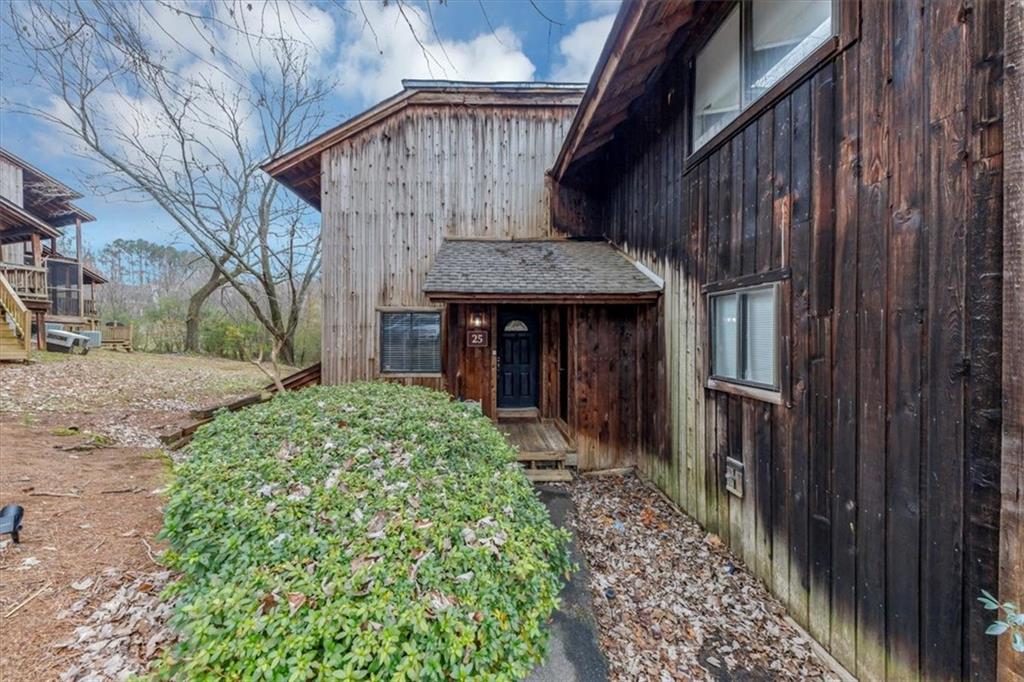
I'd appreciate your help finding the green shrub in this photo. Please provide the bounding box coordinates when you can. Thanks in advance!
[160,383,571,680]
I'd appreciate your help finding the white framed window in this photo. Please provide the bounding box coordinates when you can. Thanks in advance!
[380,310,441,374]
[691,0,834,151]
[710,283,779,390]
[693,7,742,150]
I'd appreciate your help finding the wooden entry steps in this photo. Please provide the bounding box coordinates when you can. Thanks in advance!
[519,451,573,483]
[500,419,576,484]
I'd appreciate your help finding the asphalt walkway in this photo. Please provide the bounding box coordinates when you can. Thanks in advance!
[527,485,609,682]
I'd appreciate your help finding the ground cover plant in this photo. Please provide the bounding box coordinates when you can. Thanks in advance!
[160,383,571,680]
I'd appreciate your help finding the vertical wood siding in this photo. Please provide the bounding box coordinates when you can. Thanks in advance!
[0,158,25,263]
[0,157,23,206]
[320,104,576,386]
[570,1,1005,678]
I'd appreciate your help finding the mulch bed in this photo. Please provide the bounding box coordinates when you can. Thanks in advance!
[568,473,838,681]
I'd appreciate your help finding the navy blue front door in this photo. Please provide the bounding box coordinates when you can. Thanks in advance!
[498,310,538,408]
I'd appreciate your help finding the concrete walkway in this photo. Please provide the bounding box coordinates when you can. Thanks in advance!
[527,485,609,682]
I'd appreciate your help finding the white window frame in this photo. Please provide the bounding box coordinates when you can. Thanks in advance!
[378,308,443,376]
[690,0,837,155]
[708,282,781,394]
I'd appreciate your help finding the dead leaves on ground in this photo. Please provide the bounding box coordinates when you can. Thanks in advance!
[569,474,836,681]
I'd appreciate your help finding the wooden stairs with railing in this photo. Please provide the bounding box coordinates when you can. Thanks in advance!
[0,272,31,362]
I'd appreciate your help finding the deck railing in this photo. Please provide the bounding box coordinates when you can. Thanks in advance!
[101,324,133,347]
[0,271,31,353]
[0,263,48,303]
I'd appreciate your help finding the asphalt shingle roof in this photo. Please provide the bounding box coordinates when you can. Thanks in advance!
[423,239,662,296]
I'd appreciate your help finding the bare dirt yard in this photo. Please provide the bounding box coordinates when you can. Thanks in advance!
[0,350,272,681]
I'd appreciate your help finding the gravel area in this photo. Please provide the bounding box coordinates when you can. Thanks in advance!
[569,474,838,681]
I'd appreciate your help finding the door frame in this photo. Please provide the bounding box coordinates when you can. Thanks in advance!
[496,307,540,409]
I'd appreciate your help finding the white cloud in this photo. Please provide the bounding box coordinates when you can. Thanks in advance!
[551,12,616,82]
[336,3,535,104]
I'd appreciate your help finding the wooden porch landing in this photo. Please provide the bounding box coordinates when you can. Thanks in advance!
[499,419,575,483]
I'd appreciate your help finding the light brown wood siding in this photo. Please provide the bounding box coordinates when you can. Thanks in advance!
[320,103,578,386]
[0,157,26,263]
[0,158,23,207]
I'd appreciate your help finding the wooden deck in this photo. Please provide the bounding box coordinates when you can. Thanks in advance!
[498,419,575,483]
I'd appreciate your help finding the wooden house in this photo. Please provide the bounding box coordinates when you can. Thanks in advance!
[0,149,108,359]
[265,80,672,475]
[266,4,1021,676]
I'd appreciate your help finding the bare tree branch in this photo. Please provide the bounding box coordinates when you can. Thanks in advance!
[4,0,329,361]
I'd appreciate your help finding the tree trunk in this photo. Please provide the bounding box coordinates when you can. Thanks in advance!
[184,270,225,353]
[276,333,296,367]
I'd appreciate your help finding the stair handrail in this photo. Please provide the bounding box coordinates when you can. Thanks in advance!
[0,271,31,353]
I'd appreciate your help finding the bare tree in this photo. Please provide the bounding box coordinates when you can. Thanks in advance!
[4,0,329,361]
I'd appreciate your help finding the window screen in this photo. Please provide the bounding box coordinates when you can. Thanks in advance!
[380,311,441,374]
[710,284,778,389]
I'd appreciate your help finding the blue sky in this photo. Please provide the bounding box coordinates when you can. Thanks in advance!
[0,0,619,252]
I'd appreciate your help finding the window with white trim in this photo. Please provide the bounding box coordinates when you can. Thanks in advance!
[692,0,834,150]
[710,284,779,390]
[380,311,441,374]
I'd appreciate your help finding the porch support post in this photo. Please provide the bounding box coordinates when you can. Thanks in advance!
[30,234,41,266]
[75,216,83,318]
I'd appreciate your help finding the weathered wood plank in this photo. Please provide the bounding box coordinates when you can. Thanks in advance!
[921,0,969,678]
[829,45,859,674]
[789,78,813,631]
[885,0,925,675]
[1000,2,1023,679]
[756,111,775,274]
[742,124,758,277]
[855,0,892,676]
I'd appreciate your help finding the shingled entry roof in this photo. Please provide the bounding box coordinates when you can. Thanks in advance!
[424,239,662,301]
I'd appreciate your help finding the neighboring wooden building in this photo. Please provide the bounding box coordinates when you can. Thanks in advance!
[267,6,1018,676]
[266,80,674,474]
[0,149,108,358]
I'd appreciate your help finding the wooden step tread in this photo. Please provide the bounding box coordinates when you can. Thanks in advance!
[525,469,573,483]
[517,450,567,462]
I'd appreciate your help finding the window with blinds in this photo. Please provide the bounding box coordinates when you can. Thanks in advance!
[380,311,441,374]
[710,284,778,389]
[691,0,833,152]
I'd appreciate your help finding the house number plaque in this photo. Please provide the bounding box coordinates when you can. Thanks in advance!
[467,330,488,347]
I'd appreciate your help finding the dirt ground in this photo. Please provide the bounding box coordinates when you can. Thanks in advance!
[0,350,272,681]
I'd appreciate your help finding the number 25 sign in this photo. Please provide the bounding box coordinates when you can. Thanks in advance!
[467,330,488,347]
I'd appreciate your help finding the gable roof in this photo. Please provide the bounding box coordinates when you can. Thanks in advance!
[423,238,662,302]
[551,0,696,185]
[262,80,585,209]
[0,149,95,226]
[0,195,64,243]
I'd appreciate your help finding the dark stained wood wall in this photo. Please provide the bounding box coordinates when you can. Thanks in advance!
[561,1,1006,679]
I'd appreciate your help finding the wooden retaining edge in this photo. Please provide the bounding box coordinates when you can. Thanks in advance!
[164,362,321,449]
[580,466,637,478]
[782,615,857,682]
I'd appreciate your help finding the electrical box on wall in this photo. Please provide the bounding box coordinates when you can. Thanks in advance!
[725,457,744,498]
